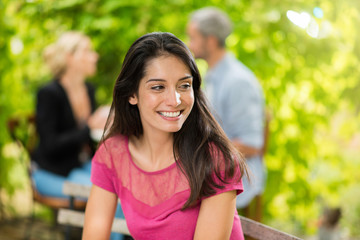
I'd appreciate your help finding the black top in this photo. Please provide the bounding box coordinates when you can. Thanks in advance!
[33,81,96,176]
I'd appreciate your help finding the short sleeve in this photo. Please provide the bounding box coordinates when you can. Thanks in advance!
[91,142,116,194]
[212,168,244,197]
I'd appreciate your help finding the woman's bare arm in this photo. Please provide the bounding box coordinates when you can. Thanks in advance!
[82,185,118,240]
[194,190,237,240]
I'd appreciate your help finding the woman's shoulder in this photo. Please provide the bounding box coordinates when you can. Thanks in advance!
[98,134,128,153]
[208,142,225,161]
[103,134,127,144]
[38,81,63,97]
[208,141,240,171]
[94,134,128,165]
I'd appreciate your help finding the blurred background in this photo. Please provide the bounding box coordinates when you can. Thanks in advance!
[0,0,359,239]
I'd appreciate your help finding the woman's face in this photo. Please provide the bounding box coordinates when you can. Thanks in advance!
[68,38,98,77]
[129,55,195,136]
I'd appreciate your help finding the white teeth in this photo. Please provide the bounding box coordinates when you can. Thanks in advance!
[160,111,181,117]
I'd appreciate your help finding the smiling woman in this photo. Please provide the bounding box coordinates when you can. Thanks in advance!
[83,32,249,240]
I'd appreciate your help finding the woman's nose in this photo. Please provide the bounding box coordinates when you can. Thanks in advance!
[166,89,181,107]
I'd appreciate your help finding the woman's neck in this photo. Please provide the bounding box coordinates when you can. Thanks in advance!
[59,69,86,90]
[130,131,175,171]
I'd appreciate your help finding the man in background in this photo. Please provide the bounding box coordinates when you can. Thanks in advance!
[187,7,266,212]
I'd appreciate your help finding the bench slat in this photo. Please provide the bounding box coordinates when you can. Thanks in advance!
[57,208,131,236]
[63,182,91,198]
[239,216,301,240]
[58,209,85,229]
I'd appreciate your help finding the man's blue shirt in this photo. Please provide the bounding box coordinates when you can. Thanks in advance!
[205,53,266,208]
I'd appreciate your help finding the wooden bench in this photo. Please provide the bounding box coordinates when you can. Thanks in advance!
[58,182,302,240]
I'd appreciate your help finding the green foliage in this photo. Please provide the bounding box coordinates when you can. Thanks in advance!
[1,0,360,237]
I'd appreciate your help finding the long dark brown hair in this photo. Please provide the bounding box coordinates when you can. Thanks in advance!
[103,32,248,208]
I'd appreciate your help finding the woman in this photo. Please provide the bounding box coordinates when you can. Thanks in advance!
[33,31,104,198]
[83,32,248,239]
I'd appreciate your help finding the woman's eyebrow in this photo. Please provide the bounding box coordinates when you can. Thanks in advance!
[146,79,166,83]
[179,76,193,81]
[146,75,193,83]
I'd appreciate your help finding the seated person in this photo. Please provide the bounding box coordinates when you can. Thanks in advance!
[32,31,105,198]
[33,31,124,240]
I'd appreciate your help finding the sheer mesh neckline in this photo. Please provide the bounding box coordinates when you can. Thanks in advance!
[125,136,177,175]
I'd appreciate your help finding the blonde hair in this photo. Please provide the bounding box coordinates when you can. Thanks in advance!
[43,31,89,77]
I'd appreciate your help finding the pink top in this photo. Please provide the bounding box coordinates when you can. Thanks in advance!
[91,135,244,240]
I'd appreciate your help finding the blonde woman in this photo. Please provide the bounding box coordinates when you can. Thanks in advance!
[33,31,102,197]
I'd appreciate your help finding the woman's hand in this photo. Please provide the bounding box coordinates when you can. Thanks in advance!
[87,105,111,130]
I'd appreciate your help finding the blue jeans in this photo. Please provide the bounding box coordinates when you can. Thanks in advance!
[32,161,93,198]
[32,161,125,240]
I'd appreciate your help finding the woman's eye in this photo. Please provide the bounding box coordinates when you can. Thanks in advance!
[151,85,164,90]
[179,83,191,90]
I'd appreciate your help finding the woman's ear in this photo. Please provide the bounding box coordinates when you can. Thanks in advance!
[128,94,138,105]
